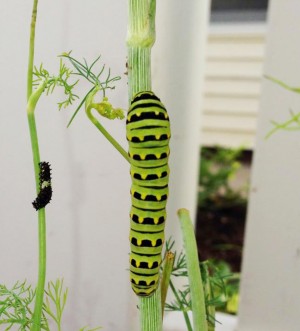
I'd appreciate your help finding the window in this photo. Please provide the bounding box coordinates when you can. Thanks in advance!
[211,0,269,23]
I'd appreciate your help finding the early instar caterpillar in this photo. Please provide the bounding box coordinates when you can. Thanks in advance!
[32,161,52,210]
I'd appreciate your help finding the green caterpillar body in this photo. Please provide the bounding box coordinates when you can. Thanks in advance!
[126,91,170,296]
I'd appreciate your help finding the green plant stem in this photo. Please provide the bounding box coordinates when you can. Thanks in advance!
[169,280,193,331]
[140,288,162,331]
[178,209,208,331]
[127,0,155,98]
[203,264,215,331]
[127,1,161,330]
[85,105,130,163]
[161,251,174,318]
[27,1,47,331]
[27,0,38,100]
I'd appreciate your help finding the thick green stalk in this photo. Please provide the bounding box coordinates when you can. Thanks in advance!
[127,1,161,331]
[27,1,47,331]
[127,0,155,98]
[140,288,162,331]
[178,209,208,331]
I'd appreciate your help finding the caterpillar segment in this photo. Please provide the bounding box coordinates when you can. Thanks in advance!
[127,91,170,296]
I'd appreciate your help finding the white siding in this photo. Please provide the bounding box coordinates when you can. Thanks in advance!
[201,24,266,149]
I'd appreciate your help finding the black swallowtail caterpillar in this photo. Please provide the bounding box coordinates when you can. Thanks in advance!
[32,162,52,210]
[126,91,170,296]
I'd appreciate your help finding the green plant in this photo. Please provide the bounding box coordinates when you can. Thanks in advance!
[164,239,230,331]
[0,280,101,331]
[209,260,240,315]
[265,76,300,138]
[2,2,217,331]
[199,146,247,208]
[0,1,116,330]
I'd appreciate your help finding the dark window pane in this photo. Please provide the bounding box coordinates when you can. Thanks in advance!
[212,0,268,11]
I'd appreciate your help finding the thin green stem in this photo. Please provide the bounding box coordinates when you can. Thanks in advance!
[203,264,215,331]
[161,251,175,318]
[27,108,47,331]
[27,1,47,331]
[86,105,130,163]
[27,0,38,100]
[178,209,208,331]
[169,280,193,331]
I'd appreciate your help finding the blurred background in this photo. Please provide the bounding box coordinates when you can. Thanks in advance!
[1,1,300,330]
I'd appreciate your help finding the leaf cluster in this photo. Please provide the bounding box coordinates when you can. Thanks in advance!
[0,280,101,331]
[33,60,79,110]
[30,52,122,128]
[59,52,121,126]
[0,281,35,331]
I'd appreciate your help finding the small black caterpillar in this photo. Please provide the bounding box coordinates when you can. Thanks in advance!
[32,162,52,210]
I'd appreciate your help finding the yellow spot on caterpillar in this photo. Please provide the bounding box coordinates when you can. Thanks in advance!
[155,154,161,159]
[155,111,159,115]
[164,114,168,119]
[137,239,142,246]
[146,279,152,286]
[167,133,171,138]
[139,136,144,141]
[156,195,162,201]
[138,216,144,223]
[154,218,159,225]
[141,173,147,180]
[151,240,156,247]
[148,261,153,268]
[140,154,146,160]
[136,260,140,267]
[141,193,147,200]
[155,134,161,140]
[136,112,141,117]
[157,172,162,178]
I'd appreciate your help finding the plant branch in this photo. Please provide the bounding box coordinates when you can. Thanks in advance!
[178,208,208,331]
[27,2,47,331]
[27,0,38,100]
[169,280,193,331]
[161,251,174,317]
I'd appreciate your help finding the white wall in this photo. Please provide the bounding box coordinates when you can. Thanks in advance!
[0,1,209,330]
[154,0,211,237]
[0,1,130,330]
[238,1,300,330]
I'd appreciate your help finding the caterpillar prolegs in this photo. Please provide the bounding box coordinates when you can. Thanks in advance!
[126,91,170,296]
